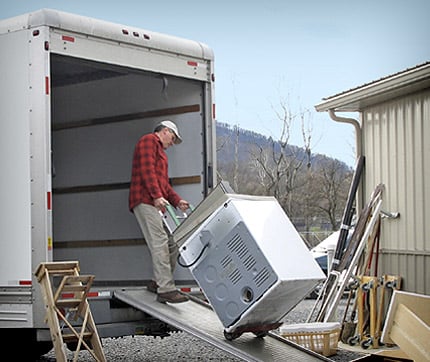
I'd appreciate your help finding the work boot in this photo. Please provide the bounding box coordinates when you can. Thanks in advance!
[157,291,189,304]
[147,280,158,293]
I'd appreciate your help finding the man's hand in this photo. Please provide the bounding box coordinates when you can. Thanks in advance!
[177,199,189,212]
[154,197,169,210]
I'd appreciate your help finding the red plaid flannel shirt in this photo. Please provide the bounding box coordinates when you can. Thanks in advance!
[129,133,181,211]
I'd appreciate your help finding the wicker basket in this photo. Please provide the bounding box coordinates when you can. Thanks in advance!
[280,322,340,357]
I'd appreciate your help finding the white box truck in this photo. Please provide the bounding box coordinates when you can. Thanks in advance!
[0,8,216,358]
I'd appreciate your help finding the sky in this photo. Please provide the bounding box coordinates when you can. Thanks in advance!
[1,0,429,166]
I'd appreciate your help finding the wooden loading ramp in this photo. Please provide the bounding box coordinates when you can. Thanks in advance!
[114,288,331,362]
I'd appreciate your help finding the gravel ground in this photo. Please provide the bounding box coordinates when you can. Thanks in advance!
[38,298,367,362]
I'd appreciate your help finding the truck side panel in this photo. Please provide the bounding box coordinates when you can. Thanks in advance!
[0,24,52,330]
[0,27,32,286]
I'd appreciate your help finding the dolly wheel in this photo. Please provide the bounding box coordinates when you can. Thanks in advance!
[253,331,268,338]
[224,330,241,341]
[347,335,359,346]
[360,337,373,349]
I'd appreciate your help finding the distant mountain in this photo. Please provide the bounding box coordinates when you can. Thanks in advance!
[216,122,351,172]
[215,122,353,236]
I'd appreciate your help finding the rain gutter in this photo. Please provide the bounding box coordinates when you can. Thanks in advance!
[328,109,362,158]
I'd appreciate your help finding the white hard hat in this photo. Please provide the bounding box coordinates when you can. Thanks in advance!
[159,120,182,144]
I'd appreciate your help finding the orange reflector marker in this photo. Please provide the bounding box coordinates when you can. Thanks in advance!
[61,291,99,299]
[47,192,51,210]
[45,76,50,95]
[62,35,75,43]
[61,293,74,299]
[179,287,202,293]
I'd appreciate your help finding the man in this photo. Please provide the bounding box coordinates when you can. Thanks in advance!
[129,120,189,303]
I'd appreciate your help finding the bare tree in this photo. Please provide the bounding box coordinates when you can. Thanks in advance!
[299,108,314,231]
[232,125,240,192]
[314,158,352,230]
[216,120,352,239]
[215,123,241,191]
[249,99,313,215]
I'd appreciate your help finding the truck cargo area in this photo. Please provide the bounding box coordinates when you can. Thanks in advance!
[48,52,214,341]
[50,53,209,284]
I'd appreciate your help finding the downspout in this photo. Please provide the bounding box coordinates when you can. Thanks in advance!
[328,109,364,215]
[328,109,362,157]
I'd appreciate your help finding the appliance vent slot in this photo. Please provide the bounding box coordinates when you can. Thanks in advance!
[221,255,242,284]
[243,254,256,271]
[227,234,248,259]
[221,255,232,268]
[229,268,242,285]
[254,267,270,287]
[228,233,253,260]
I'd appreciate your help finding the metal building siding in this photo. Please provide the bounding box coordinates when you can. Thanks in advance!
[361,89,430,294]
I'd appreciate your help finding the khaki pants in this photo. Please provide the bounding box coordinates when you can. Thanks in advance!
[133,203,178,293]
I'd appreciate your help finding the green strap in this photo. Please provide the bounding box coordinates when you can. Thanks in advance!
[166,204,194,226]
